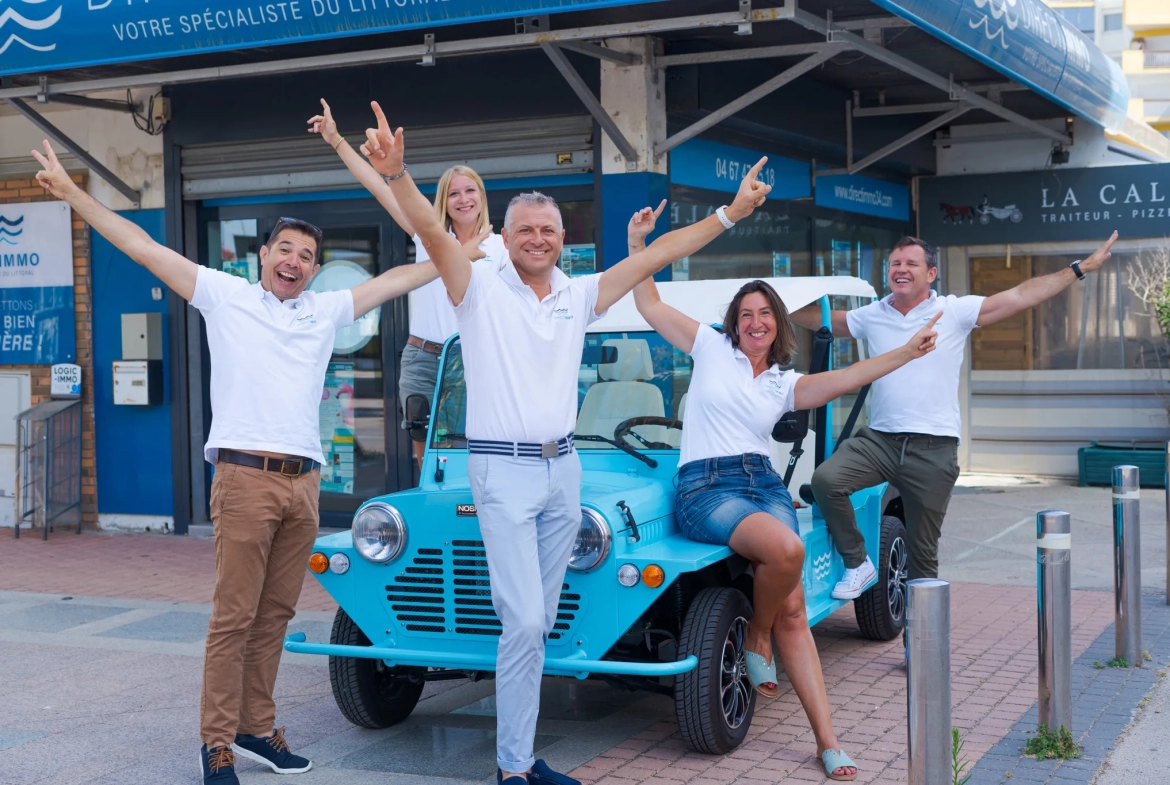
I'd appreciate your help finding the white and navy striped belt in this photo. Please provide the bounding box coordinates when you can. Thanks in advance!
[467,434,575,458]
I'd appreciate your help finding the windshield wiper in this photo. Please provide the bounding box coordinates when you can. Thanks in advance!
[573,434,658,469]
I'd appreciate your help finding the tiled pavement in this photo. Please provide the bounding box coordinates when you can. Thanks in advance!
[0,531,1137,784]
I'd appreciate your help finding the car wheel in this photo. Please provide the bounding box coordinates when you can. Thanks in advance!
[675,587,756,754]
[854,515,908,641]
[328,608,425,728]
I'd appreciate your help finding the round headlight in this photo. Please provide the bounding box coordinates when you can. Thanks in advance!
[568,508,611,572]
[352,502,406,563]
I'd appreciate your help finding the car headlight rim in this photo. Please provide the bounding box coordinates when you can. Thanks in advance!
[567,507,612,572]
[352,501,407,564]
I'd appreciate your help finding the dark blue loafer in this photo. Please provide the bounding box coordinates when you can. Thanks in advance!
[199,745,240,785]
[231,727,312,774]
[530,760,581,785]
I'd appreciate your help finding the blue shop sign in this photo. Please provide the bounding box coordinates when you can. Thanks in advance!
[669,138,810,200]
[0,202,76,365]
[0,0,665,76]
[815,173,909,222]
[869,0,1129,131]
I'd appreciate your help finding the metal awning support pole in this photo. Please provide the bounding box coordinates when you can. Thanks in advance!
[654,40,849,67]
[826,106,971,176]
[5,98,142,207]
[787,8,1072,146]
[654,48,838,158]
[557,41,642,66]
[539,42,639,164]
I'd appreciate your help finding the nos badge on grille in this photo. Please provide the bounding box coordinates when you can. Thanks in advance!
[456,504,477,517]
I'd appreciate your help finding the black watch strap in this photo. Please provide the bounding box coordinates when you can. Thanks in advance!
[1070,260,1085,280]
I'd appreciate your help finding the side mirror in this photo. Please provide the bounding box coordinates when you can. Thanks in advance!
[771,410,809,444]
[403,394,431,443]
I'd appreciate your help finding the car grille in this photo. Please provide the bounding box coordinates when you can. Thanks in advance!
[386,540,581,640]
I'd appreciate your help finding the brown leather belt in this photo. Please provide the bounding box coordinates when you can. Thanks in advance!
[218,448,320,476]
[407,335,444,355]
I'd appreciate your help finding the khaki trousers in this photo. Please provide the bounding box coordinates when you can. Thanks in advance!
[810,426,959,580]
[200,461,320,748]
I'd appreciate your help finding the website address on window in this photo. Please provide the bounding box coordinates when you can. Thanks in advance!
[833,184,894,208]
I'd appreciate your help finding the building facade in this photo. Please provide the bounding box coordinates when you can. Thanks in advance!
[1,0,1167,533]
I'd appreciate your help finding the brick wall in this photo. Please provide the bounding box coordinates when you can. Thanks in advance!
[1,173,97,529]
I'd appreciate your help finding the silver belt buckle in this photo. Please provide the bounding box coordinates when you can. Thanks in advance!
[540,441,559,459]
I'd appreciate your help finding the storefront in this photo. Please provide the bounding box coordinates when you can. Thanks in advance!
[919,162,1170,476]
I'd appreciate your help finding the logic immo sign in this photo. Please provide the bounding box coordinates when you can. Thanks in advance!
[918,162,1170,245]
[0,202,76,365]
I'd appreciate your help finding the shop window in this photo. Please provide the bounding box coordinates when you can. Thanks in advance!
[1055,6,1094,35]
[969,251,1161,370]
[667,193,811,281]
[558,199,597,276]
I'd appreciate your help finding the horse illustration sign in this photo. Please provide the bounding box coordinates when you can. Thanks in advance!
[0,202,75,365]
[918,163,1170,245]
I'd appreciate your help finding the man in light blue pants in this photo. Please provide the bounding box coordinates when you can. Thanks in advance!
[362,101,771,783]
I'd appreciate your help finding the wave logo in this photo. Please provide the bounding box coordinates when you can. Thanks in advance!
[0,215,23,246]
[812,553,832,581]
[970,0,1018,49]
[0,0,62,57]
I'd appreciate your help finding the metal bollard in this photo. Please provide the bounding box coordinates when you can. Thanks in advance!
[1113,465,1142,666]
[1165,445,1169,606]
[907,578,951,785]
[1037,510,1072,732]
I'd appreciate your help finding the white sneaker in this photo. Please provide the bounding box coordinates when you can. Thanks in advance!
[831,557,877,600]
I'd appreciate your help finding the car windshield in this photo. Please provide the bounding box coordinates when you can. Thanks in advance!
[429,331,690,451]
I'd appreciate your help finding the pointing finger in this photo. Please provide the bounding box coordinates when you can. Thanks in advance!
[31,149,50,169]
[926,312,942,328]
[746,156,767,181]
[371,101,390,131]
[651,198,667,219]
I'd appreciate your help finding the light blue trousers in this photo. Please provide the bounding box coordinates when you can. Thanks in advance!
[467,451,582,774]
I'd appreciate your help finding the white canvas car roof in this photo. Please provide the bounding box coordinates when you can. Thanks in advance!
[588,275,878,334]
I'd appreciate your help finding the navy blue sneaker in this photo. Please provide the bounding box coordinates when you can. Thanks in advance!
[199,745,240,785]
[530,760,581,785]
[231,727,312,774]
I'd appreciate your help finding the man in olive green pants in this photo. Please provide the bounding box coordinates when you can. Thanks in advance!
[792,233,1117,597]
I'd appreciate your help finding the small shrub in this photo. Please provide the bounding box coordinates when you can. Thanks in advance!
[1023,724,1082,760]
[952,728,972,785]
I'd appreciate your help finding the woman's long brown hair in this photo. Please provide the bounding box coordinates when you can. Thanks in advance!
[722,280,798,367]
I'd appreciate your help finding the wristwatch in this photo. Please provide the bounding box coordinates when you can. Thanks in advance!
[1070,260,1085,280]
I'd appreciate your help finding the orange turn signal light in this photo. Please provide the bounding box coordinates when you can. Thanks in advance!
[308,552,329,574]
[642,564,665,589]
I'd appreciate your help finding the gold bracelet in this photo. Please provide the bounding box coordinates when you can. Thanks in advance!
[331,138,345,151]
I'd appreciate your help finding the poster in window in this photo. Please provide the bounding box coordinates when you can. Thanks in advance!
[320,362,355,495]
[559,244,596,277]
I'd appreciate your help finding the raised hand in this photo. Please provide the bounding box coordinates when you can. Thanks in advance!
[31,141,78,200]
[628,199,666,247]
[1079,230,1117,274]
[307,98,343,149]
[359,101,405,177]
[905,312,942,359]
[462,225,493,261]
[726,157,772,222]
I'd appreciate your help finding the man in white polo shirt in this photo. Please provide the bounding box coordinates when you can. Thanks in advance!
[32,140,440,785]
[791,232,1116,596]
[361,106,770,784]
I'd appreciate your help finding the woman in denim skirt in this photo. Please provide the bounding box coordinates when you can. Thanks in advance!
[310,99,509,470]
[627,204,940,781]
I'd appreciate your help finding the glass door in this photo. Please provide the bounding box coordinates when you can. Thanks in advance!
[198,200,412,528]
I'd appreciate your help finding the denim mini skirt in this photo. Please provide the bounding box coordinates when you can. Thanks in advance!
[675,453,799,546]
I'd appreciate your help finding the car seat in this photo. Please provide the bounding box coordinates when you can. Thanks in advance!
[576,338,665,445]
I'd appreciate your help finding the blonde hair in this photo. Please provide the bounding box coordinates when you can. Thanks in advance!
[433,165,490,237]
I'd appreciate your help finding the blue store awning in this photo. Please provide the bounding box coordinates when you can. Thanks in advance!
[868,0,1130,132]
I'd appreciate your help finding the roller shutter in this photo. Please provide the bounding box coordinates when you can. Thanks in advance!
[181,115,593,200]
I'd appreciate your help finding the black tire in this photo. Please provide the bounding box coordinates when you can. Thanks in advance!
[328,608,425,728]
[854,515,908,641]
[674,587,756,754]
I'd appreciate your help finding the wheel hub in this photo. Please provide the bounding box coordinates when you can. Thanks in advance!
[887,535,908,622]
[720,616,753,730]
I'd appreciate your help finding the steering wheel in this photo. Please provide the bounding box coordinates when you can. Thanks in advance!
[614,416,684,450]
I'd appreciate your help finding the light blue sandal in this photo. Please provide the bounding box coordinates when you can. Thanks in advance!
[820,749,858,781]
[744,651,780,698]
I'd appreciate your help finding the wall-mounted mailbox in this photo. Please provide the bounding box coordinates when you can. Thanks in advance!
[113,360,162,405]
[121,312,163,360]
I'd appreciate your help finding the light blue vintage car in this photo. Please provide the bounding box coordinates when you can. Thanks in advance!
[286,276,908,754]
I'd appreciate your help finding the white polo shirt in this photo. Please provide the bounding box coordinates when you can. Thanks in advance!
[454,262,605,444]
[679,325,802,467]
[846,290,984,439]
[192,266,354,464]
[410,231,508,344]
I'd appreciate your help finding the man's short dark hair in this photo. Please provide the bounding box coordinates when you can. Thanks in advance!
[266,217,323,262]
[892,236,937,269]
